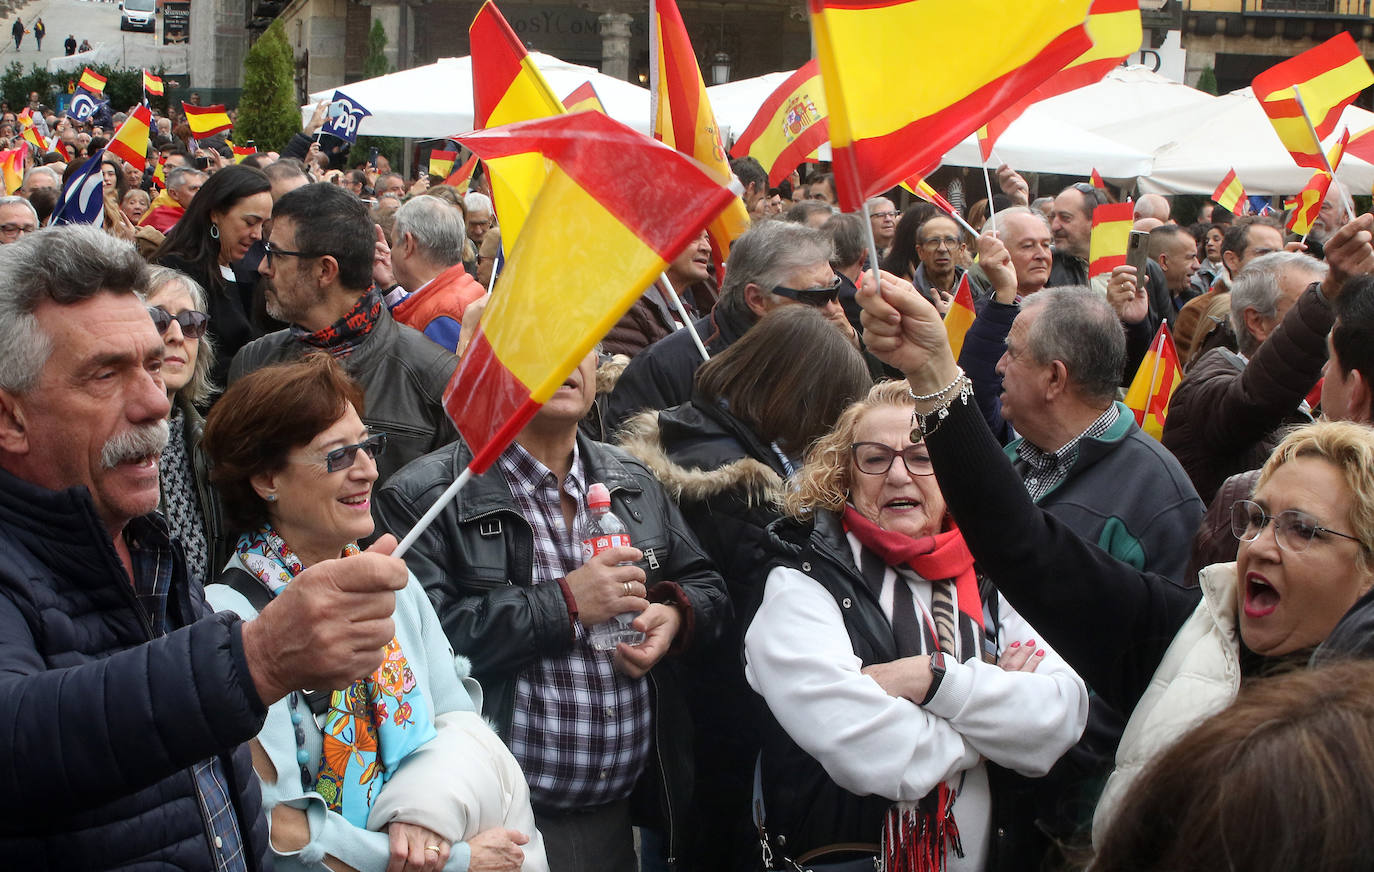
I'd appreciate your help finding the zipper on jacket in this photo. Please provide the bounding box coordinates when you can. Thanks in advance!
[649,670,677,868]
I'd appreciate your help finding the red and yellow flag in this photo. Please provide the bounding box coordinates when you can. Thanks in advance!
[944,271,977,362]
[78,67,106,96]
[231,145,258,164]
[429,148,458,179]
[450,111,737,472]
[730,59,830,187]
[0,147,24,194]
[444,154,479,192]
[143,70,164,97]
[19,111,49,152]
[811,0,1094,212]
[977,0,1142,160]
[1286,171,1333,235]
[1088,200,1134,278]
[182,103,233,139]
[561,82,607,115]
[1212,168,1246,214]
[152,153,167,189]
[1252,33,1373,170]
[1124,322,1181,440]
[1090,168,1107,190]
[1346,122,1374,165]
[470,0,567,248]
[901,174,959,220]
[107,104,152,172]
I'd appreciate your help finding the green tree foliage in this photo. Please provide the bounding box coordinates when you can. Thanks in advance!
[1197,66,1218,96]
[235,19,299,152]
[1,62,151,115]
[352,20,401,171]
[364,19,390,79]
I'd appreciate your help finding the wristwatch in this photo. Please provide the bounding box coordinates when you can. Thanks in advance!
[920,651,946,706]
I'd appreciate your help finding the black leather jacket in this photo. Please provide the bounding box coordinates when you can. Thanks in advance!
[375,433,731,866]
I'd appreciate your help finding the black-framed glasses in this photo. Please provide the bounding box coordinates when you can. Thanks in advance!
[147,306,210,340]
[311,433,388,473]
[871,210,900,220]
[772,274,842,308]
[851,442,934,477]
[263,240,320,265]
[1229,499,1364,554]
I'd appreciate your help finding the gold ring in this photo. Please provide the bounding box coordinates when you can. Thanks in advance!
[425,845,441,854]
[623,582,632,595]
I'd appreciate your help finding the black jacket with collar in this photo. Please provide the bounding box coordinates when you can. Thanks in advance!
[0,467,269,868]
[374,433,730,864]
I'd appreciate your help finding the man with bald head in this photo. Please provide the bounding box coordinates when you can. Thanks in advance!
[1134,193,1171,224]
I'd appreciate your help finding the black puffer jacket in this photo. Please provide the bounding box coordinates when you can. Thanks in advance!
[374,434,730,867]
[0,467,269,869]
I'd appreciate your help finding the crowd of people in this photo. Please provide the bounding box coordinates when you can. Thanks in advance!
[5,88,1374,872]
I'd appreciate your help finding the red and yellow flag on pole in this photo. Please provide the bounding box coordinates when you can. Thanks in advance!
[450,111,737,473]
[428,148,458,179]
[78,67,106,96]
[470,0,567,248]
[1252,33,1373,170]
[652,0,751,265]
[107,104,152,171]
[561,81,607,115]
[1088,200,1134,278]
[944,271,977,362]
[1090,168,1107,190]
[142,70,164,97]
[901,175,958,219]
[0,147,24,194]
[182,103,233,139]
[977,0,1142,160]
[730,59,830,187]
[231,145,257,163]
[1212,168,1246,214]
[1124,322,1181,440]
[444,154,479,192]
[810,0,1094,212]
[1286,171,1333,235]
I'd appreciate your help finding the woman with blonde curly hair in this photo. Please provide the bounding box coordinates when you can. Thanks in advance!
[744,379,1088,871]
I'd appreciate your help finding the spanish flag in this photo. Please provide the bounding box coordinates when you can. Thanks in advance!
[652,0,751,264]
[428,148,458,179]
[22,125,49,153]
[182,103,233,139]
[977,0,1142,160]
[811,0,1094,211]
[901,174,959,220]
[1286,171,1332,235]
[944,271,977,361]
[470,0,566,248]
[78,67,106,96]
[1346,122,1374,164]
[1090,168,1107,190]
[1212,168,1246,215]
[450,111,737,473]
[561,82,607,115]
[0,147,24,195]
[444,155,479,192]
[143,70,164,98]
[1252,33,1373,170]
[1088,200,1134,278]
[152,153,167,189]
[231,145,258,164]
[107,104,152,172]
[1124,322,1181,440]
[730,59,830,186]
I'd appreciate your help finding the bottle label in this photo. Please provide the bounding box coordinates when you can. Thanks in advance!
[581,533,631,563]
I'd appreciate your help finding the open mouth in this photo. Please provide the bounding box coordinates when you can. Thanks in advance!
[884,498,922,511]
[1244,573,1280,618]
[339,492,371,510]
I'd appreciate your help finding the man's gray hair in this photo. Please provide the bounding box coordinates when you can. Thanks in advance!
[166,166,206,190]
[1020,286,1125,406]
[720,220,832,308]
[142,266,217,407]
[22,166,60,190]
[463,191,493,215]
[393,196,465,268]
[1230,251,1327,356]
[0,195,38,223]
[980,204,1049,235]
[0,226,148,394]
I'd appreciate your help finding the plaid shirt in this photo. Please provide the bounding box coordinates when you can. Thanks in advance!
[1014,404,1120,503]
[129,519,248,872]
[497,440,652,811]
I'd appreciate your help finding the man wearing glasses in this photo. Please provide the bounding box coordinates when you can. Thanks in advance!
[866,196,899,255]
[233,183,458,484]
[0,196,39,243]
[912,213,972,306]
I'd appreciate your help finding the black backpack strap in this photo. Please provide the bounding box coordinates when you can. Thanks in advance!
[215,565,274,615]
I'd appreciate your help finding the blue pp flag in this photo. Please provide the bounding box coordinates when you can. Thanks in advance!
[1247,195,1274,217]
[51,153,107,225]
[70,91,98,121]
[322,90,371,144]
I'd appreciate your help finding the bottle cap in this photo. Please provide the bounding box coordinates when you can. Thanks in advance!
[587,482,610,508]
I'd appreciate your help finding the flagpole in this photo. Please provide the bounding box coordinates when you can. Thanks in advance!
[1145,328,1164,418]
[394,466,475,558]
[1292,87,1357,223]
[862,199,884,306]
[981,160,998,236]
[660,272,710,362]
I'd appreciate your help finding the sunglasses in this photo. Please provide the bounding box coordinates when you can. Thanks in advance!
[321,432,388,473]
[772,274,842,307]
[147,306,210,340]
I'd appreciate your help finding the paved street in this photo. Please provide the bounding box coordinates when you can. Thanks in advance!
[0,0,160,74]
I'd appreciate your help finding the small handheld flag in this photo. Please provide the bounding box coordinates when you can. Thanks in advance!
[730,59,830,187]
[1212,169,1247,215]
[1088,201,1134,278]
[561,82,607,115]
[78,67,107,96]
[443,154,479,193]
[1123,322,1181,440]
[108,105,152,172]
[1252,33,1373,170]
[142,71,164,98]
[182,103,233,139]
[51,153,108,225]
[231,145,258,164]
[944,272,977,362]
[429,148,458,179]
[1287,171,1333,235]
[323,90,371,144]
[1090,168,1107,190]
[70,92,98,122]
[0,148,24,195]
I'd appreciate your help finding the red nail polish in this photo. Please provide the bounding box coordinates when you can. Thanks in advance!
[1035,649,1045,657]
[1009,641,1021,648]
[1026,639,1036,647]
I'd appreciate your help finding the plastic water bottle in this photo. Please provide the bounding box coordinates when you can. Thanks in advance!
[578,483,646,652]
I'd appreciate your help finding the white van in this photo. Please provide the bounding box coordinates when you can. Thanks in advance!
[119,0,156,33]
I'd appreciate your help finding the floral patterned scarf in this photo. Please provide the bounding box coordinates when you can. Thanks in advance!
[289,288,385,359]
[236,526,436,826]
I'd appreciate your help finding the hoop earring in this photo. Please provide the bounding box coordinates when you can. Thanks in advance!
[209,224,220,240]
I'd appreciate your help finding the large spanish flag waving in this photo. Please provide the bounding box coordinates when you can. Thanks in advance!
[1124,322,1181,440]
[450,111,738,473]
[811,0,1094,212]
[731,59,830,186]
[652,0,751,263]
[470,0,566,247]
[108,104,152,172]
[1252,33,1372,170]
[1088,200,1133,278]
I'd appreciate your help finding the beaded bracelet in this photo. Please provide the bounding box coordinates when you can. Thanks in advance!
[907,368,966,403]
[909,370,973,442]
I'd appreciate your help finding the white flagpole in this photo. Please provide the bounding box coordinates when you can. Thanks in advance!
[394,467,474,558]
[660,272,710,362]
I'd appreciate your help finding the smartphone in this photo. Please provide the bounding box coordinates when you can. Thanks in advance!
[1126,230,1150,284]
[193,155,210,170]
[367,147,379,168]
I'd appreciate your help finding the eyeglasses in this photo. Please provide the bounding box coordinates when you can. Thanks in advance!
[851,442,935,477]
[772,274,842,308]
[921,236,962,251]
[871,210,900,221]
[0,222,37,237]
[263,240,320,265]
[1229,499,1364,554]
[147,306,210,340]
[315,433,388,473]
